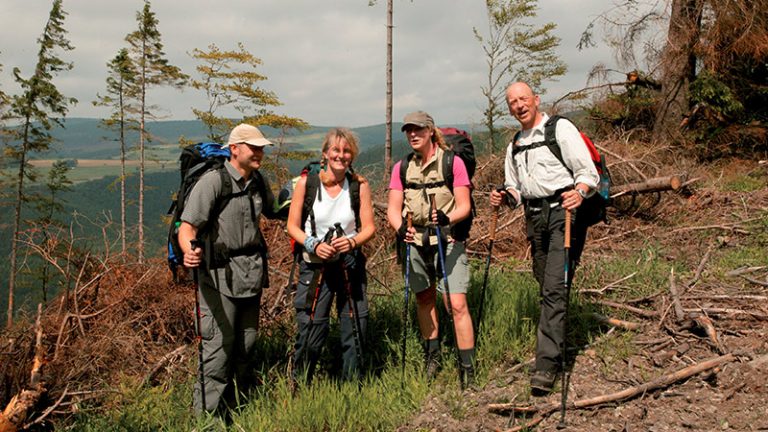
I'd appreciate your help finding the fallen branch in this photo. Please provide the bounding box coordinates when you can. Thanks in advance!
[683,307,768,321]
[590,312,642,331]
[610,175,683,198]
[143,344,188,386]
[490,353,737,431]
[580,272,637,295]
[593,299,659,319]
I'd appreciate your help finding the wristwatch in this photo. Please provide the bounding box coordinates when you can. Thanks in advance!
[576,188,588,199]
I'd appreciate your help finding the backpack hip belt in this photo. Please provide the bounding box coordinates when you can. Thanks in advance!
[522,187,570,211]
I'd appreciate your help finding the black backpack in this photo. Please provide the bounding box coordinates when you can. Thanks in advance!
[512,115,611,226]
[166,142,266,281]
[398,127,476,241]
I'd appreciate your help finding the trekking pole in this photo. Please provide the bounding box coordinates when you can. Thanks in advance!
[558,209,572,429]
[476,187,502,344]
[190,239,206,412]
[308,228,336,324]
[334,222,365,373]
[430,195,461,385]
[401,212,413,385]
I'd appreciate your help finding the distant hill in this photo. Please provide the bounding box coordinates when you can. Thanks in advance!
[27,118,480,161]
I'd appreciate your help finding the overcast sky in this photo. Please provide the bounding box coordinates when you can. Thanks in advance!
[0,0,624,129]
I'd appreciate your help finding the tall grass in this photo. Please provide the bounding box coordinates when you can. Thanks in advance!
[65,262,545,431]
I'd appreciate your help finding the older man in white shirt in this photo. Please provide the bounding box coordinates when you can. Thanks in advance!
[490,82,599,395]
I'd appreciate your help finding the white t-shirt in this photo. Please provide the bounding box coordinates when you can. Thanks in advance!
[304,177,358,240]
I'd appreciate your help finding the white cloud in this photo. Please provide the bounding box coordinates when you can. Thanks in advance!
[0,0,622,128]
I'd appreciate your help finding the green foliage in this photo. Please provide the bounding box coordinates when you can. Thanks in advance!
[474,0,566,152]
[689,71,744,119]
[588,85,656,134]
[189,43,308,143]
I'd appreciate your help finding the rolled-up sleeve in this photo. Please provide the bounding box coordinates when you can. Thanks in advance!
[504,142,522,199]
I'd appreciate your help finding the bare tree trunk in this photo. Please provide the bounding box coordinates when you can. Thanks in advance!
[652,0,703,141]
[119,93,127,260]
[7,117,33,328]
[384,0,393,180]
[138,40,146,264]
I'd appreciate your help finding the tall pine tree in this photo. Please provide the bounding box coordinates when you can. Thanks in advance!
[125,0,187,263]
[3,0,76,327]
[93,48,139,259]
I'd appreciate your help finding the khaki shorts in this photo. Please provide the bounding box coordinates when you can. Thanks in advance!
[403,240,470,294]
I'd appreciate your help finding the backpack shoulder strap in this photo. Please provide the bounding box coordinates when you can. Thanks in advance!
[543,115,575,176]
[210,165,234,220]
[442,149,455,193]
[399,153,414,190]
[346,172,362,230]
[302,172,321,236]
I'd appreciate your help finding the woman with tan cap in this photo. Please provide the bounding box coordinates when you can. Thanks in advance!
[386,110,476,389]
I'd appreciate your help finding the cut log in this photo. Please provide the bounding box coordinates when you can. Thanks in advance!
[611,175,683,198]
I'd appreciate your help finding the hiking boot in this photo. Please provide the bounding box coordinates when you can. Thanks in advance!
[424,350,441,380]
[530,370,557,396]
[460,364,476,391]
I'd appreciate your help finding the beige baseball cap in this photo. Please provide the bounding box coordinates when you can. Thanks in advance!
[401,111,435,131]
[227,123,273,147]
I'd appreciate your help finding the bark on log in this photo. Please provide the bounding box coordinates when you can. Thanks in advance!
[611,175,683,198]
[590,312,643,331]
[0,304,46,432]
[490,353,737,432]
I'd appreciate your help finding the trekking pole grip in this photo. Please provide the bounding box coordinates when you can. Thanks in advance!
[407,212,413,230]
[490,205,499,242]
[564,209,571,249]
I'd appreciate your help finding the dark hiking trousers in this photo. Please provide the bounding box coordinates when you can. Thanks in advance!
[193,282,262,413]
[525,202,588,374]
[291,250,369,383]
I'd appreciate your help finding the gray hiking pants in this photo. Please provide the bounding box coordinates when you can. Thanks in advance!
[193,281,262,413]
[526,202,588,374]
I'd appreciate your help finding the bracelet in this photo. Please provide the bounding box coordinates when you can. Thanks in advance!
[304,236,320,253]
[350,237,357,249]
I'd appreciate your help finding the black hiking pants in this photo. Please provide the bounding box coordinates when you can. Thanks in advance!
[291,250,369,383]
[526,202,588,374]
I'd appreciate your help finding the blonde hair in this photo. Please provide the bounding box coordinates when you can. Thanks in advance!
[431,126,449,151]
[319,127,368,185]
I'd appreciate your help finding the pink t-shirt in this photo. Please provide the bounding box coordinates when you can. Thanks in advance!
[389,155,470,191]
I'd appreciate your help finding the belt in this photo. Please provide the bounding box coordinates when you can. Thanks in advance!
[523,189,566,211]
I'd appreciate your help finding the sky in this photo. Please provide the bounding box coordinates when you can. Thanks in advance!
[0,0,626,129]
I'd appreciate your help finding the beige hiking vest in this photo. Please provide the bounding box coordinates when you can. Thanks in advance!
[402,146,456,246]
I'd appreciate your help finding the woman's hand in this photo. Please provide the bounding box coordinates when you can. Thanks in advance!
[331,236,353,254]
[314,242,338,260]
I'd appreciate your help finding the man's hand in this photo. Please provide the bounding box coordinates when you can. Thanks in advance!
[491,187,518,208]
[184,241,203,268]
[561,189,585,211]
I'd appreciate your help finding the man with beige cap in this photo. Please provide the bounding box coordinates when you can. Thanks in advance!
[178,123,282,416]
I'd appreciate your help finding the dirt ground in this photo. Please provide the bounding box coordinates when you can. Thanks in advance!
[396,161,768,432]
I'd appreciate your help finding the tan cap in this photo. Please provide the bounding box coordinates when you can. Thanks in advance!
[227,123,273,147]
[401,111,434,131]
